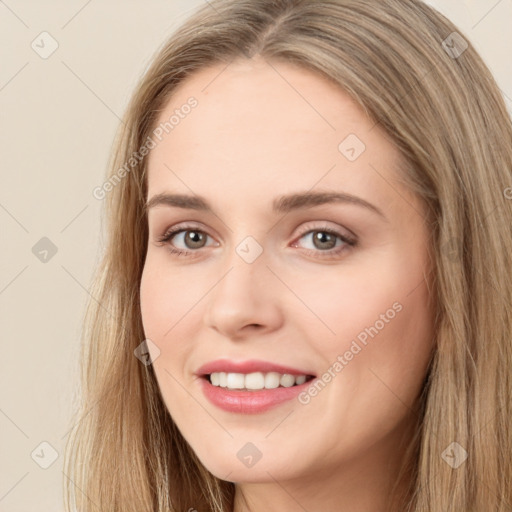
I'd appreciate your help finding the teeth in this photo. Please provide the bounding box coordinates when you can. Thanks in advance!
[209,372,310,390]
[295,375,306,385]
[226,373,245,389]
[265,372,280,389]
[280,374,295,387]
[245,372,265,390]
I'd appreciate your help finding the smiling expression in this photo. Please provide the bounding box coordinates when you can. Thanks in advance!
[139,56,435,483]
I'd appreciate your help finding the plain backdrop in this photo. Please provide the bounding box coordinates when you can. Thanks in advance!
[1,1,511,510]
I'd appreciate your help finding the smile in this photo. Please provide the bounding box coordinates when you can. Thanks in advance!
[196,359,317,414]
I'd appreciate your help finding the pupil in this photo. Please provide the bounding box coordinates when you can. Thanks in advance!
[314,231,335,249]
[186,231,204,248]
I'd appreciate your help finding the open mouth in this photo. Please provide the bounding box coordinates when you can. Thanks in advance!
[204,371,316,391]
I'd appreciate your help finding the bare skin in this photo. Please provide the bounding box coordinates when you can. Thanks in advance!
[140,56,435,512]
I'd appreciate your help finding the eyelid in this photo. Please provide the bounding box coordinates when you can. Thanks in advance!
[156,220,213,237]
[292,221,356,245]
[156,220,354,242]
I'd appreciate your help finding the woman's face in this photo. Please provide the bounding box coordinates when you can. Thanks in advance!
[140,57,435,484]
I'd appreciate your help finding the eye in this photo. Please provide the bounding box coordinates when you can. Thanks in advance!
[291,225,357,259]
[155,223,357,259]
[156,224,217,257]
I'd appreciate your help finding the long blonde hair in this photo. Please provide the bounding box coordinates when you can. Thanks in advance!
[63,1,512,510]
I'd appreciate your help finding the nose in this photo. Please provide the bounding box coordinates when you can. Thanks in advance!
[203,248,284,340]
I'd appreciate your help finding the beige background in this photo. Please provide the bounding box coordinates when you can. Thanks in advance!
[1,1,511,510]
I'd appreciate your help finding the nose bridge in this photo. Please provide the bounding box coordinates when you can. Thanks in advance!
[203,234,283,336]
[215,234,268,303]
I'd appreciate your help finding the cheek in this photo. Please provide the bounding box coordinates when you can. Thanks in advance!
[285,258,412,346]
[298,251,434,393]
[295,274,433,460]
[139,260,202,421]
[139,254,204,338]
[139,255,217,393]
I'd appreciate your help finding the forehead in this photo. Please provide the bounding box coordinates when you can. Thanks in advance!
[145,57,412,214]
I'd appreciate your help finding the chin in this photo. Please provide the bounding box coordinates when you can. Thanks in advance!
[192,444,302,483]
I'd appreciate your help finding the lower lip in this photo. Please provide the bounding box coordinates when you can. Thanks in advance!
[199,377,313,414]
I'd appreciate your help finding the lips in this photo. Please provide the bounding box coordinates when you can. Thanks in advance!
[196,359,317,414]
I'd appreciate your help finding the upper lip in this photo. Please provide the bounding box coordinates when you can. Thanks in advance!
[196,359,316,377]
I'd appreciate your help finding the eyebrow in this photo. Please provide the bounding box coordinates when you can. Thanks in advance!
[144,190,387,220]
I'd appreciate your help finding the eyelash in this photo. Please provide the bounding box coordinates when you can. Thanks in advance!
[155,223,357,260]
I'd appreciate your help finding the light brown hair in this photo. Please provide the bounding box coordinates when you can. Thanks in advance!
[64,1,512,510]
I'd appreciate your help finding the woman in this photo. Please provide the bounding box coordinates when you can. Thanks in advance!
[64,1,512,511]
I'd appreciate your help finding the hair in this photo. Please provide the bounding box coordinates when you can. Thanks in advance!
[63,0,512,510]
